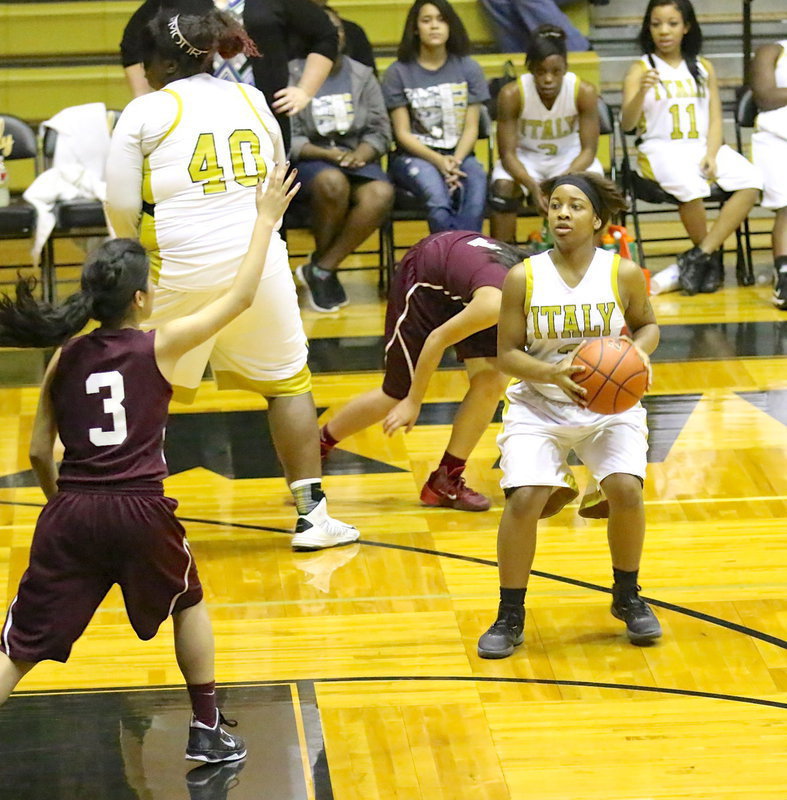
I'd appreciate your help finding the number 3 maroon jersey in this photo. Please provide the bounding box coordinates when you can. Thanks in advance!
[51,328,172,492]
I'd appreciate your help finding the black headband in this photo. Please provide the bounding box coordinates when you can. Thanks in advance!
[550,175,604,219]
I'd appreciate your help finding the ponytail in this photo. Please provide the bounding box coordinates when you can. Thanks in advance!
[0,279,92,348]
[0,239,150,349]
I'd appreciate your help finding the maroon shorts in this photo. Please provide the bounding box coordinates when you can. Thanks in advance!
[382,251,498,400]
[1,491,203,663]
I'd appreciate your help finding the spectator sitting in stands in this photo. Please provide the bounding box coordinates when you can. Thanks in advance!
[290,9,394,313]
[382,0,489,234]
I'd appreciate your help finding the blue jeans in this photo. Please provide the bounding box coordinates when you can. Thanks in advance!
[389,154,487,233]
[479,0,591,52]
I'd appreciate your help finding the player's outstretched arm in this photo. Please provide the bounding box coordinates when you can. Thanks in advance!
[29,350,62,501]
[382,287,502,436]
[154,164,300,382]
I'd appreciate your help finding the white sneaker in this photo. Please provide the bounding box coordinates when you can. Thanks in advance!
[291,497,360,551]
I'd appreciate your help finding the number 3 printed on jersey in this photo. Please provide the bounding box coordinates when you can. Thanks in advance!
[86,371,127,446]
[188,129,268,195]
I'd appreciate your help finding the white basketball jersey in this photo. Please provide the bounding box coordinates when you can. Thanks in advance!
[755,41,787,139]
[516,71,581,158]
[508,248,627,403]
[109,73,286,291]
[636,55,710,145]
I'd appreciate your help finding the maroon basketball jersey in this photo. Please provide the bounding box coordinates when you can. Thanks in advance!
[51,328,172,491]
[407,231,509,300]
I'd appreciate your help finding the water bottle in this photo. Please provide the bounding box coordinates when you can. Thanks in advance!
[0,158,9,207]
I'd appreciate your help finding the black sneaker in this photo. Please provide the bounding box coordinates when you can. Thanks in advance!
[677,246,712,296]
[700,250,723,293]
[185,712,247,763]
[295,262,340,312]
[477,604,525,659]
[186,760,245,800]
[610,585,662,645]
[773,262,787,310]
[326,271,348,307]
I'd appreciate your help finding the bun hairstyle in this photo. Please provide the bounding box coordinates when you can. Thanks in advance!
[525,24,567,71]
[0,239,150,349]
[638,0,704,87]
[140,8,259,75]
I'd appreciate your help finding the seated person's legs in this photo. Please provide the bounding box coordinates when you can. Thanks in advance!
[389,154,455,232]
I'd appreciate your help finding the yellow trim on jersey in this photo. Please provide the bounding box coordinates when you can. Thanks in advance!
[159,88,183,143]
[573,77,580,103]
[139,155,161,284]
[235,83,271,137]
[610,253,624,310]
[523,257,534,319]
[214,363,312,397]
[172,384,200,404]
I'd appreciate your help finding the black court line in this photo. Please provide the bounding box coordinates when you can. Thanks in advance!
[2,501,786,651]
[312,675,787,712]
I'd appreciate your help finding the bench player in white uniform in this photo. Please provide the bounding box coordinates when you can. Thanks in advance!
[489,25,602,243]
[621,0,762,295]
[477,172,663,659]
[106,8,359,551]
[751,40,787,310]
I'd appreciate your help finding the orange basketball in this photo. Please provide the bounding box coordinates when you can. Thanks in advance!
[572,338,648,414]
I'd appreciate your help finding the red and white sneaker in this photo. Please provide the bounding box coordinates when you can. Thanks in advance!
[420,466,491,512]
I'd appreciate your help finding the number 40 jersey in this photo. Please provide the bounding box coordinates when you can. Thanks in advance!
[52,328,171,492]
[106,73,286,292]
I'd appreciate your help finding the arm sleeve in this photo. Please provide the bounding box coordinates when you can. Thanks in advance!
[381,62,409,110]
[105,93,177,238]
[359,72,392,157]
[464,58,490,104]
[283,0,339,62]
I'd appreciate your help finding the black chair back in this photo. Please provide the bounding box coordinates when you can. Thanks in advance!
[0,115,37,161]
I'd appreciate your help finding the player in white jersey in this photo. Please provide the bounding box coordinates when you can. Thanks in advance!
[752,40,787,310]
[106,8,359,552]
[621,0,762,296]
[489,25,602,243]
[477,172,663,659]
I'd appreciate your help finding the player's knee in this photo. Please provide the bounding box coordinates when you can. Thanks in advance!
[504,485,547,518]
[488,180,522,213]
[601,473,643,510]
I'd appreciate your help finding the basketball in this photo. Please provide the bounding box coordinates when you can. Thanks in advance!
[572,338,648,414]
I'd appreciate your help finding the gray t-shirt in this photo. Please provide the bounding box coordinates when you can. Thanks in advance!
[309,64,355,137]
[382,55,489,150]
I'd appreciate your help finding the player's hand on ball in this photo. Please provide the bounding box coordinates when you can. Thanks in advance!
[553,341,588,406]
[621,335,652,391]
[383,397,421,436]
[256,162,300,223]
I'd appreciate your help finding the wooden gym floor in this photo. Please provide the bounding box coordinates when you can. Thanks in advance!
[0,226,785,799]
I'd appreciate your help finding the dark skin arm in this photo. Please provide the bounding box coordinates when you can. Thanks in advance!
[751,43,787,111]
[617,257,659,389]
[496,264,588,404]
[568,81,600,172]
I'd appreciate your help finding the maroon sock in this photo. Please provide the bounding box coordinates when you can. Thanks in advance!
[439,451,466,475]
[321,425,339,448]
[188,681,218,727]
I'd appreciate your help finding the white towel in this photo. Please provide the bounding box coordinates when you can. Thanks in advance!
[22,103,113,266]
